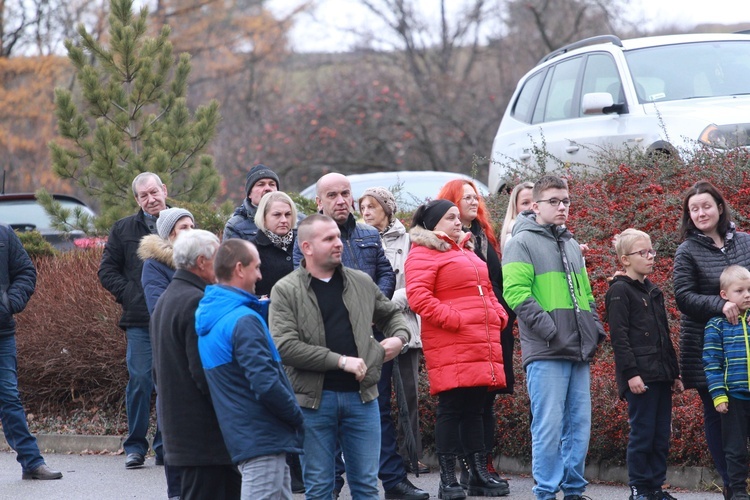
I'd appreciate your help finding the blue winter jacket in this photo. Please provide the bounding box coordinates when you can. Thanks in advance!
[703,312,750,408]
[293,212,396,299]
[195,284,304,464]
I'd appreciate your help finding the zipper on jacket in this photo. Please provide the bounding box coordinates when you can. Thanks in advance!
[462,246,497,385]
[743,313,750,391]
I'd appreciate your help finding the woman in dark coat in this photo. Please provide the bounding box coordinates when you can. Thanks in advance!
[673,180,750,500]
[250,190,304,492]
[251,191,298,298]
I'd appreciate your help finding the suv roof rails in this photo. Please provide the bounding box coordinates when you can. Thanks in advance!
[538,35,623,65]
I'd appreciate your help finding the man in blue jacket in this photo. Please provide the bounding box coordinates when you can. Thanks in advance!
[0,225,62,480]
[196,238,304,498]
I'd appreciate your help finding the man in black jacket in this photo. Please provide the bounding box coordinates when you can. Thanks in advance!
[151,229,240,499]
[98,172,168,469]
[0,224,62,480]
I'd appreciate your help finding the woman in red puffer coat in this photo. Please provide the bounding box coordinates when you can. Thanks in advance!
[405,199,508,500]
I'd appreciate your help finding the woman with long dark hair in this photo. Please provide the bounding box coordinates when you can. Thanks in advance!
[673,180,750,500]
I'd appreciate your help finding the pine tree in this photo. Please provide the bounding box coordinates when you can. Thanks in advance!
[47,0,221,231]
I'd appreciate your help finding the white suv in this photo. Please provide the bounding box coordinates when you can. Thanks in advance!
[488,33,750,193]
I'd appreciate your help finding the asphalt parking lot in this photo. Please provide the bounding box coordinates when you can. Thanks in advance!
[0,451,724,499]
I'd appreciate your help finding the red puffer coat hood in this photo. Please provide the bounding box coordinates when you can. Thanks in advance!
[405,225,507,395]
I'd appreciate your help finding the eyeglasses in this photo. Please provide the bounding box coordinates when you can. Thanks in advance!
[626,249,657,258]
[536,198,571,207]
[461,194,480,203]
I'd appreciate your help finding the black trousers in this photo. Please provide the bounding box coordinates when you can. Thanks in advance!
[436,386,487,455]
[180,464,241,500]
[721,395,750,495]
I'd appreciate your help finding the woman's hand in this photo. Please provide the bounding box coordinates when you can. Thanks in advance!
[672,378,684,393]
[723,300,740,325]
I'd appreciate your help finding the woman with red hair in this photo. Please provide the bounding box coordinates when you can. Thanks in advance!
[436,179,515,489]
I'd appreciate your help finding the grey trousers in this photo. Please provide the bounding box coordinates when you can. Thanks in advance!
[396,348,423,460]
[238,453,292,500]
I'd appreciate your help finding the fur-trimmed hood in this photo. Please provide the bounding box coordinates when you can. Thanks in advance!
[138,234,175,269]
[408,225,474,252]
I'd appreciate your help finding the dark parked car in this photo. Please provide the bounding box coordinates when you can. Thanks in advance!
[0,193,101,250]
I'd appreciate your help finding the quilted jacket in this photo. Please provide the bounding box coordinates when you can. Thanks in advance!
[405,226,507,395]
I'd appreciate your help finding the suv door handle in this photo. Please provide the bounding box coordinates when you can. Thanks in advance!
[565,145,580,154]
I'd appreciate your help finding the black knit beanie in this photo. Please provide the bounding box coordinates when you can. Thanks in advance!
[415,199,455,231]
[245,164,281,195]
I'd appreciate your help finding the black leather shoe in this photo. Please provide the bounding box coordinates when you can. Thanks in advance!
[125,452,145,468]
[384,478,430,499]
[404,460,431,474]
[22,464,63,480]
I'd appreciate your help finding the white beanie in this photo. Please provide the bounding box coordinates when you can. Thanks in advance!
[156,208,194,240]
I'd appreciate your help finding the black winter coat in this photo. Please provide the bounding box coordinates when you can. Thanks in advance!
[150,269,233,467]
[98,210,152,329]
[252,229,295,297]
[469,221,516,394]
[605,275,679,399]
[0,225,36,336]
[673,226,750,389]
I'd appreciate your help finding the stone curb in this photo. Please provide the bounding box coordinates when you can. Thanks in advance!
[0,433,124,454]
[0,434,719,490]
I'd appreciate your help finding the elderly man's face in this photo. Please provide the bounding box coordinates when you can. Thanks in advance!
[134,177,168,216]
[248,178,278,206]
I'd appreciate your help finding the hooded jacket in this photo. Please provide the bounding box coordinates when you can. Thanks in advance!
[674,225,750,389]
[138,234,176,315]
[0,225,36,337]
[98,210,152,329]
[605,275,679,399]
[269,264,410,408]
[703,312,750,407]
[405,226,507,395]
[195,284,304,464]
[502,212,604,368]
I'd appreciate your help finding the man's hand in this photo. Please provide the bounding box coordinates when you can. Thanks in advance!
[716,402,728,414]
[380,337,404,362]
[628,375,647,394]
[339,356,368,382]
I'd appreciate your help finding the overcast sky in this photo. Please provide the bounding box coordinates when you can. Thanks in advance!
[268,0,750,52]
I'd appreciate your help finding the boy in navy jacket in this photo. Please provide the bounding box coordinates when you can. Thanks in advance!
[605,228,682,500]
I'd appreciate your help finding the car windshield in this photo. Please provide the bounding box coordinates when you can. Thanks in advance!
[624,41,750,103]
[0,199,94,231]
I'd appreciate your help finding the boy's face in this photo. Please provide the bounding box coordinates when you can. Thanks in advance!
[533,188,570,226]
[721,278,750,313]
[621,238,655,280]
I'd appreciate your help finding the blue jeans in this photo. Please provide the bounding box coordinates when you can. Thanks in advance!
[301,390,380,500]
[526,360,591,500]
[625,381,672,491]
[0,335,44,472]
[122,326,162,456]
